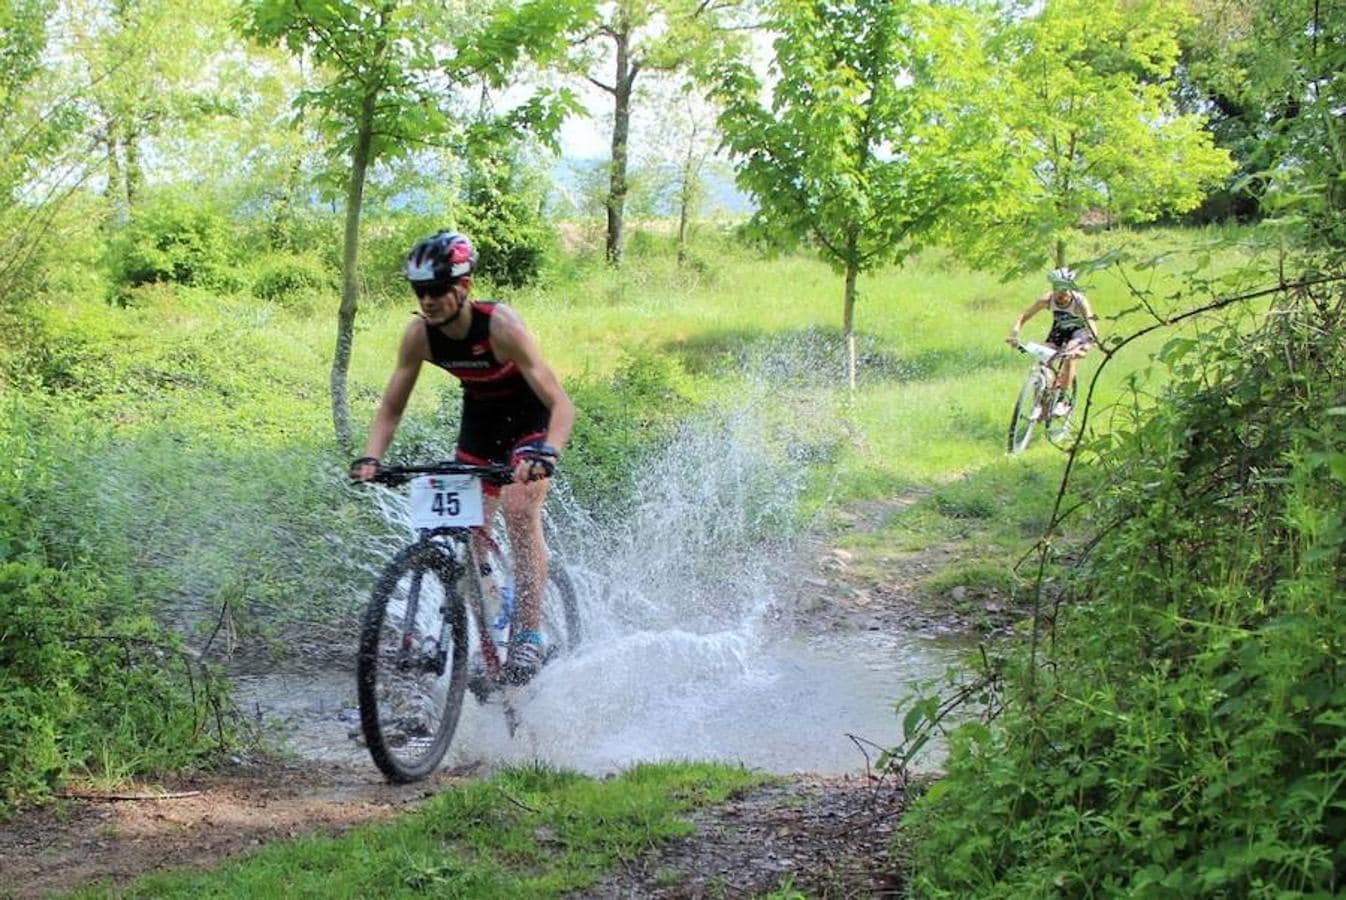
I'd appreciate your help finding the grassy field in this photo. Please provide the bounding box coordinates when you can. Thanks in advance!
[34,221,1257,471]
[22,220,1266,605]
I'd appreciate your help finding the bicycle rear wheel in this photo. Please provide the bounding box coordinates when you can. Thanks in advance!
[1008,371,1047,453]
[539,564,582,654]
[357,542,469,783]
[485,544,583,655]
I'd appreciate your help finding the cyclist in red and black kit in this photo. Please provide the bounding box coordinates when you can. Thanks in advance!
[351,231,575,685]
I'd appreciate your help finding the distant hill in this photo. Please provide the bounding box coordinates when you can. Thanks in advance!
[548,158,754,219]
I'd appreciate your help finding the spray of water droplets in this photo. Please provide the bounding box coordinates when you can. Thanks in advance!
[246,350,958,774]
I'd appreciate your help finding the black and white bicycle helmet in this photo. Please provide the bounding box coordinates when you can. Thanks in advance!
[405,231,477,283]
[1048,267,1078,290]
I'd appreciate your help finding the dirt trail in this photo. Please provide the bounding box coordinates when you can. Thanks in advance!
[584,775,909,898]
[0,761,463,898]
[0,764,910,899]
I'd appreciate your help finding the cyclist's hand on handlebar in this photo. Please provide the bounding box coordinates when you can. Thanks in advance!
[350,456,381,482]
[511,442,559,484]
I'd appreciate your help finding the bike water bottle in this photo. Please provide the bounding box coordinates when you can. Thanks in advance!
[480,561,513,661]
[494,582,515,648]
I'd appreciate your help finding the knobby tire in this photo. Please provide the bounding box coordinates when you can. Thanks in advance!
[1008,371,1047,454]
[542,564,582,652]
[357,542,469,783]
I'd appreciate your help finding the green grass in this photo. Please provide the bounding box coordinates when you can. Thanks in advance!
[23,220,1261,489]
[75,763,767,899]
[16,221,1266,614]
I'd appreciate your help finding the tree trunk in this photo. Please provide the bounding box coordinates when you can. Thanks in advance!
[102,119,127,221]
[676,182,691,266]
[332,90,376,453]
[676,135,696,266]
[605,28,635,265]
[123,129,143,209]
[1055,237,1066,268]
[843,256,859,391]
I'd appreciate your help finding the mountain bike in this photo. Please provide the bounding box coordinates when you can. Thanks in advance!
[1007,340,1078,453]
[355,461,582,783]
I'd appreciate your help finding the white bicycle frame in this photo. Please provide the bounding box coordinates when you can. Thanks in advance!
[1018,340,1059,366]
[1008,340,1075,453]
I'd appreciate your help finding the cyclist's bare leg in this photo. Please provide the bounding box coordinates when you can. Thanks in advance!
[1057,339,1092,394]
[1038,341,1061,414]
[1058,356,1077,392]
[496,479,549,635]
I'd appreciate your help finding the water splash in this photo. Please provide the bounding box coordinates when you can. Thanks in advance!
[547,402,806,639]
[269,384,958,775]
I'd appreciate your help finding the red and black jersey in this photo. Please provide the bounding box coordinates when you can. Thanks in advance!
[423,302,539,404]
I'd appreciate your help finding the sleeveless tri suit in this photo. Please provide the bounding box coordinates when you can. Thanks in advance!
[1046,291,1092,348]
[423,301,549,478]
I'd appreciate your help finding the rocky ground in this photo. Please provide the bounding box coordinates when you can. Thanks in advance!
[583,775,911,898]
[0,506,1021,898]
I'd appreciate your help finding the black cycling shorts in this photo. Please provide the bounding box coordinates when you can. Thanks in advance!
[1047,325,1092,349]
[454,396,550,487]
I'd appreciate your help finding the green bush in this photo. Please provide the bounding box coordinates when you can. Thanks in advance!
[0,404,228,810]
[904,283,1346,896]
[358,212,446,303]
[0,562,218,808]
[459,152,556,289]
[249,252,336,305]
[109,190,243,295]
[563,350,702,516]
[255,204,341,257]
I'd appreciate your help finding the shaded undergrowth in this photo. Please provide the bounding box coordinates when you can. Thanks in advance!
[899,273,1346,895]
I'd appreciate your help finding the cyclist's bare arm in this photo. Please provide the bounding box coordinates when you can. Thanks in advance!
[1079,295,1101,344]
[488,304,575,456]
[1007,296,1050,345]
[355,320,430,480]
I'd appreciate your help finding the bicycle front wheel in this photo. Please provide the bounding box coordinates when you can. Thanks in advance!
[1008,371,1047,453]
[1045,379,1080,447]
[357,542,469,783]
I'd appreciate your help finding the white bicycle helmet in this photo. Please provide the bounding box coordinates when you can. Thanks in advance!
[1048,267,1078,290]
[405,231,477,283]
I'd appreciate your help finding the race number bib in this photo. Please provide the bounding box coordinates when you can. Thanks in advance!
[409,475,483,530]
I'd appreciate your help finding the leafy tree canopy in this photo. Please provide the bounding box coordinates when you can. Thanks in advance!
[715,0,1003,385]
[718,0,1002,271]
[948,0,1234,273]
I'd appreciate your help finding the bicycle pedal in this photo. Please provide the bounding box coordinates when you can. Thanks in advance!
[467,670,495,704]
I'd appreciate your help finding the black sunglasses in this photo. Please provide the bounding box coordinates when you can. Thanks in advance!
[412,279,457,299]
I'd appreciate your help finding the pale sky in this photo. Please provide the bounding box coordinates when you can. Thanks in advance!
[560,115,609,159]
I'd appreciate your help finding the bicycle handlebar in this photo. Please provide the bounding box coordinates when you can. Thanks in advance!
[1014,340,1065,365]
[366,462,516,487]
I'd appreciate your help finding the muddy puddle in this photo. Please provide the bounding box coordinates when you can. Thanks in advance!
[232,624,958,776]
